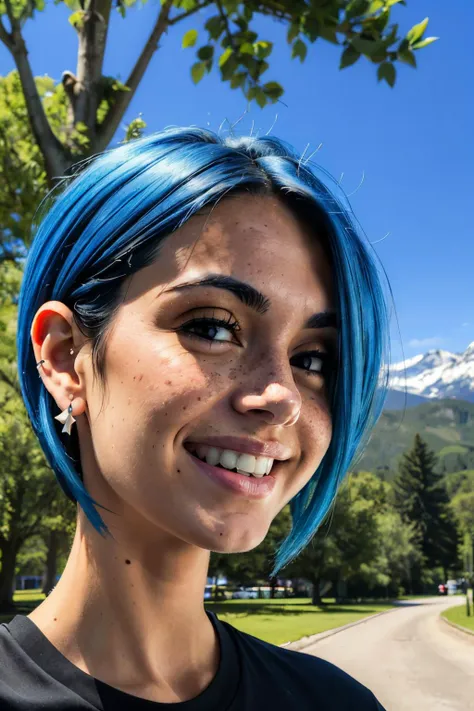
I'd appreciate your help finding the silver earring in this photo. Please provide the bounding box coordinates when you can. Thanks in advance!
[54,403,76,435]
[36,349,74,377]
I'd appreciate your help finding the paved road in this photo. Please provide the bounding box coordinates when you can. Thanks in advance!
[302,598,474,711]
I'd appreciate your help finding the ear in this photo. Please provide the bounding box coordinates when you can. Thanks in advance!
[31,301,86,414]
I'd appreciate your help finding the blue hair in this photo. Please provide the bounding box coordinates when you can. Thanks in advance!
[16,126,390,576]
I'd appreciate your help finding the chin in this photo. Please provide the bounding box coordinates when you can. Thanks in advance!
[205,521,269,555]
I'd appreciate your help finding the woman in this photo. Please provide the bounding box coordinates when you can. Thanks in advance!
[1,127,389,709]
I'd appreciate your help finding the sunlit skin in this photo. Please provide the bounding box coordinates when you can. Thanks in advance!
[29,194,337,702]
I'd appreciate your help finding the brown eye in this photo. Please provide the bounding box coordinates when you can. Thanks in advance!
[178,316,240,344]
[291,350,333,378]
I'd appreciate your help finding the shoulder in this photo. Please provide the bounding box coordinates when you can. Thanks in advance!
[219,618,385,710]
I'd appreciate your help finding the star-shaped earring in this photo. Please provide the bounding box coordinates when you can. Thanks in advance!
[54,403,76,435]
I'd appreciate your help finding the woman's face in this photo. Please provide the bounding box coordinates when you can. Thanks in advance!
[72,193,337,553]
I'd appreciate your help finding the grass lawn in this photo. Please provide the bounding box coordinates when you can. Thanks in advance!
[0,590,46,625]
[2,592,394,646]
[442,603,474,634]
[205,597,394,645]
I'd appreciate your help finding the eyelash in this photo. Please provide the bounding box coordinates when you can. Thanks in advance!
[178,316,335,379]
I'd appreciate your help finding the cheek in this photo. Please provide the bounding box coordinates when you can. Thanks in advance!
[86,348,226,475]
[298,399,333,475]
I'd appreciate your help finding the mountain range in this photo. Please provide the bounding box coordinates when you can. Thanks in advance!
[385,342,474,409]
[354,342,474,475]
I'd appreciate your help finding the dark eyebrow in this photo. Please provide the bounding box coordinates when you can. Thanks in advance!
[164,274,338,330]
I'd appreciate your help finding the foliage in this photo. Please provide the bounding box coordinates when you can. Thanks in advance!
[0,0,437,189]
[394,433,459,574]
[0,279,76,607]
[286,471,418,599]
[357,400,474,476]
[208,504,292,587]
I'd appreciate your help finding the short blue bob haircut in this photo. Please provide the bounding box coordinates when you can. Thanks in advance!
[17,126,390,576]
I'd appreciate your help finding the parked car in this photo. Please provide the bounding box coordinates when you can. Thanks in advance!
[438,583,447,596]
[232,587,258,599]
[203,585,213,600]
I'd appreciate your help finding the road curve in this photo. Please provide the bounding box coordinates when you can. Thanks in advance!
[302,597,474,711]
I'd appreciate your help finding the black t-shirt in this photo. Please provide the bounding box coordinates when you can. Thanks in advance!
[0,612,386,710]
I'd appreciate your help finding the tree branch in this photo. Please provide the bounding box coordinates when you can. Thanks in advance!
[95,0,173,151]
[215,0,237,50]
[168,0,214,26]
[73,0,113,130]
[2,0,69,183]
[0,369,21,396]
[0,17,13,50]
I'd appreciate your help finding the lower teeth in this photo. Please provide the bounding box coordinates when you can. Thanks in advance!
[215,462,256,477]
[192,452,265,477]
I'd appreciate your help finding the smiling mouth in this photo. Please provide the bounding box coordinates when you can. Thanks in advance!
[183,441,278,478]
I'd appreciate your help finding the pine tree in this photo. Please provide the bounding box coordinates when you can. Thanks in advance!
[394,434,458,576]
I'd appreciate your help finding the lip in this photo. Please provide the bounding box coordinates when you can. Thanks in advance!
[184,435,292,461]
[186,450,277,499]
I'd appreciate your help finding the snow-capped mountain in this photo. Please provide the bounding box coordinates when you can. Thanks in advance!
[389,342,474,403]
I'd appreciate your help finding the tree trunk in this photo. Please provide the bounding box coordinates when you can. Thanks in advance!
[311,577,322,606]
[0,540,20,611]
[270,578,277,599]
[42,529,59,596]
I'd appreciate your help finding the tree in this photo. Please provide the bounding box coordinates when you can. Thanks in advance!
[208,504,291,599]
[394,433,459,587]
[0,399,68,610]
[286,472,386,603]
[0,0,437,190]
[0,260,77,609]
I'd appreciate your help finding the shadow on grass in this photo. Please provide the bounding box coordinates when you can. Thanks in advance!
[205,600,393,618]
[0,595,45,625]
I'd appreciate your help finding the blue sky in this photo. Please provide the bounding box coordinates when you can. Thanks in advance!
[1,0,472,363]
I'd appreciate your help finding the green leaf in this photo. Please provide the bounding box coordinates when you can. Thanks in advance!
[254,41,273,59]
[373,9,389,32]
[340,45,361,69]
[197,45,214,61]
[205,15,223,40]
[255,89,266,108]
[411,36,438,50]
[407,17,429,45]
[398,47,416,67]
[287,22,299,44]
[377,61,396,87]
[230,72,246,89]
[263,81,284,101]
[68,10,85,29]
[240,42,254,55]
[318,23,339,45]
[368,0,384,12]
[182,29,198,49]
[346,0,371,20]
[247,86,266,108]
[292,38,307,62]
[218,47,233,67]
[220,55,238,80]
[191,61,206,84]
[351,36,384,56]
[112,80,131,92]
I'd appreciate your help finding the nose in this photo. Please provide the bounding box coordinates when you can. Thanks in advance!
[230,361,302,427]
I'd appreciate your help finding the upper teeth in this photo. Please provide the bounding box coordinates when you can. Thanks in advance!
[189,444,274,477]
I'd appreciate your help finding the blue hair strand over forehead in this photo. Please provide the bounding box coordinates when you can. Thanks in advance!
[16,126,390,576]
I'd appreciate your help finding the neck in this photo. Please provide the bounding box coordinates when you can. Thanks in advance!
[28,513,218,703]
